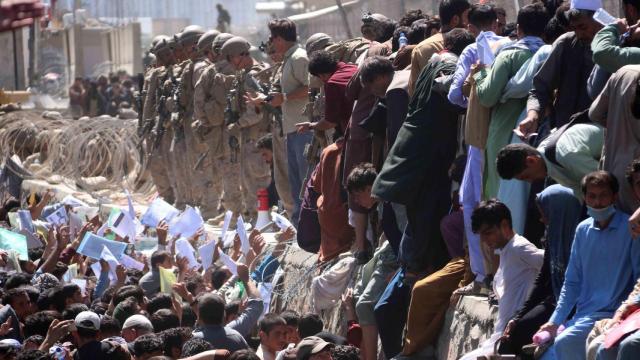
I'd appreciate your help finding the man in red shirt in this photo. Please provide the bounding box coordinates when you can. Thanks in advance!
[296,51,358,136]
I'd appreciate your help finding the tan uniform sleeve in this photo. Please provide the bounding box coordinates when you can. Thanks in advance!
[142,69,159,122]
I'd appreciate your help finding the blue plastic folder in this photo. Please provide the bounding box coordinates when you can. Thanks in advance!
[77,232,127,260]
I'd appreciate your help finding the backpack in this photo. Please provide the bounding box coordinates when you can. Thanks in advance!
[325,37,371,63]
[543,109,592,168]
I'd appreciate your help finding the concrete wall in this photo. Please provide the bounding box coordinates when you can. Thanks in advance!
[0,27,30,90]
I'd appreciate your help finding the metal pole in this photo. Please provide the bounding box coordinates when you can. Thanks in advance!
[335,0,353,39]
[12,29,19,90]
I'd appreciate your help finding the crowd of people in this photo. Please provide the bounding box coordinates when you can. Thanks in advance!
[4,0,640,359]
[68,73,137,119]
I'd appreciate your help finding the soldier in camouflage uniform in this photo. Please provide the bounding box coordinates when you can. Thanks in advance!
[141,36,178,204]
[168,26,205,209]
[193,33,236,220]
[218,36,272,219]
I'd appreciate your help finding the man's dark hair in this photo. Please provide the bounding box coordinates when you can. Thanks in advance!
[256,134,273,151]
[134,333,164,358]
[36,287,55,311]
[268,18,297,42]
[444,28,475,56]
[77,326,99,339]
[469,4,497,29]
[24,311,60,338]
[23,335,45,347]
[16,349,47,360]
[625,158,640,186]
[439,0,471,26]
[148,293,173,315]
[181,338,213,357]
[259,313,287,334]
[543,16,567,43]
[100,286,117,304]
[581,171,620,195]
[4,273,32,290]
[225,300,241,318]
[160,327,192,357]
[399,9,428,27]
[281,310,300,327]
[471,199,513,233]
[197,293,225,325]
[229,350,261,360]
[150,250,171,269]
[346,163,378,193]
[62,303,89,320]
[52,262,69,279]
[151,309,180,332]
[211,268,229,290]
[518,3,550,37]
[90,301,109,315]
[22,286,39,306]
[100,315,122,336]
[308,51,338,77]
[185,275,204,297]
[496,143,540,180]
[565,8,595,22]
[48,284,79,312]
[298,313,323,338]
[359,56,394,85]
[407,19,430,44]
[113,285,145,307]
[181,302,197,328]
[2,287,27,306]
[331,345,360,360]
[495,6,506,17]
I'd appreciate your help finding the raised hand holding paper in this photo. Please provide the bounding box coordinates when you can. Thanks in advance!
[169,206,204,239]
[198,239,216,271]
[219,251,238,276]
[120,254,145,271]
[220,210,233,242]
[175,238,200,270]
[17,210,35,234]
[236,215,250,255]
[46,206,68,226]
[77,232,127,260]
[141,198,180,227]
[271,212,292,231]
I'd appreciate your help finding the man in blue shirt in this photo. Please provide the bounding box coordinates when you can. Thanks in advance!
[538,171,640,360]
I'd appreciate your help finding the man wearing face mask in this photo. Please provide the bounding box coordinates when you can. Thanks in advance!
[536,171,640,360]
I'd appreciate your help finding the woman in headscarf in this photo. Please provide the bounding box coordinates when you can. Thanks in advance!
[498,184,583,356]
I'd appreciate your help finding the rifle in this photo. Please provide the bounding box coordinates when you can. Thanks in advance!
[225,87,241,163]
[135,72,146,137]
[152,70,175,151]
[170,76,185,144]
[299,88,325,200]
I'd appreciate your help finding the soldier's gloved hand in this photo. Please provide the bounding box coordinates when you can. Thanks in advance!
[227,123,241,137]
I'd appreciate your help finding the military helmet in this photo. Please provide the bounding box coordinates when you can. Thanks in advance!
[212,33,235,55]
[305,33,333,55]
[153,36,173,55]
[150,35,168,52]
[178,25,206,45]
[220,36,251,57]
[197,30,220,53]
